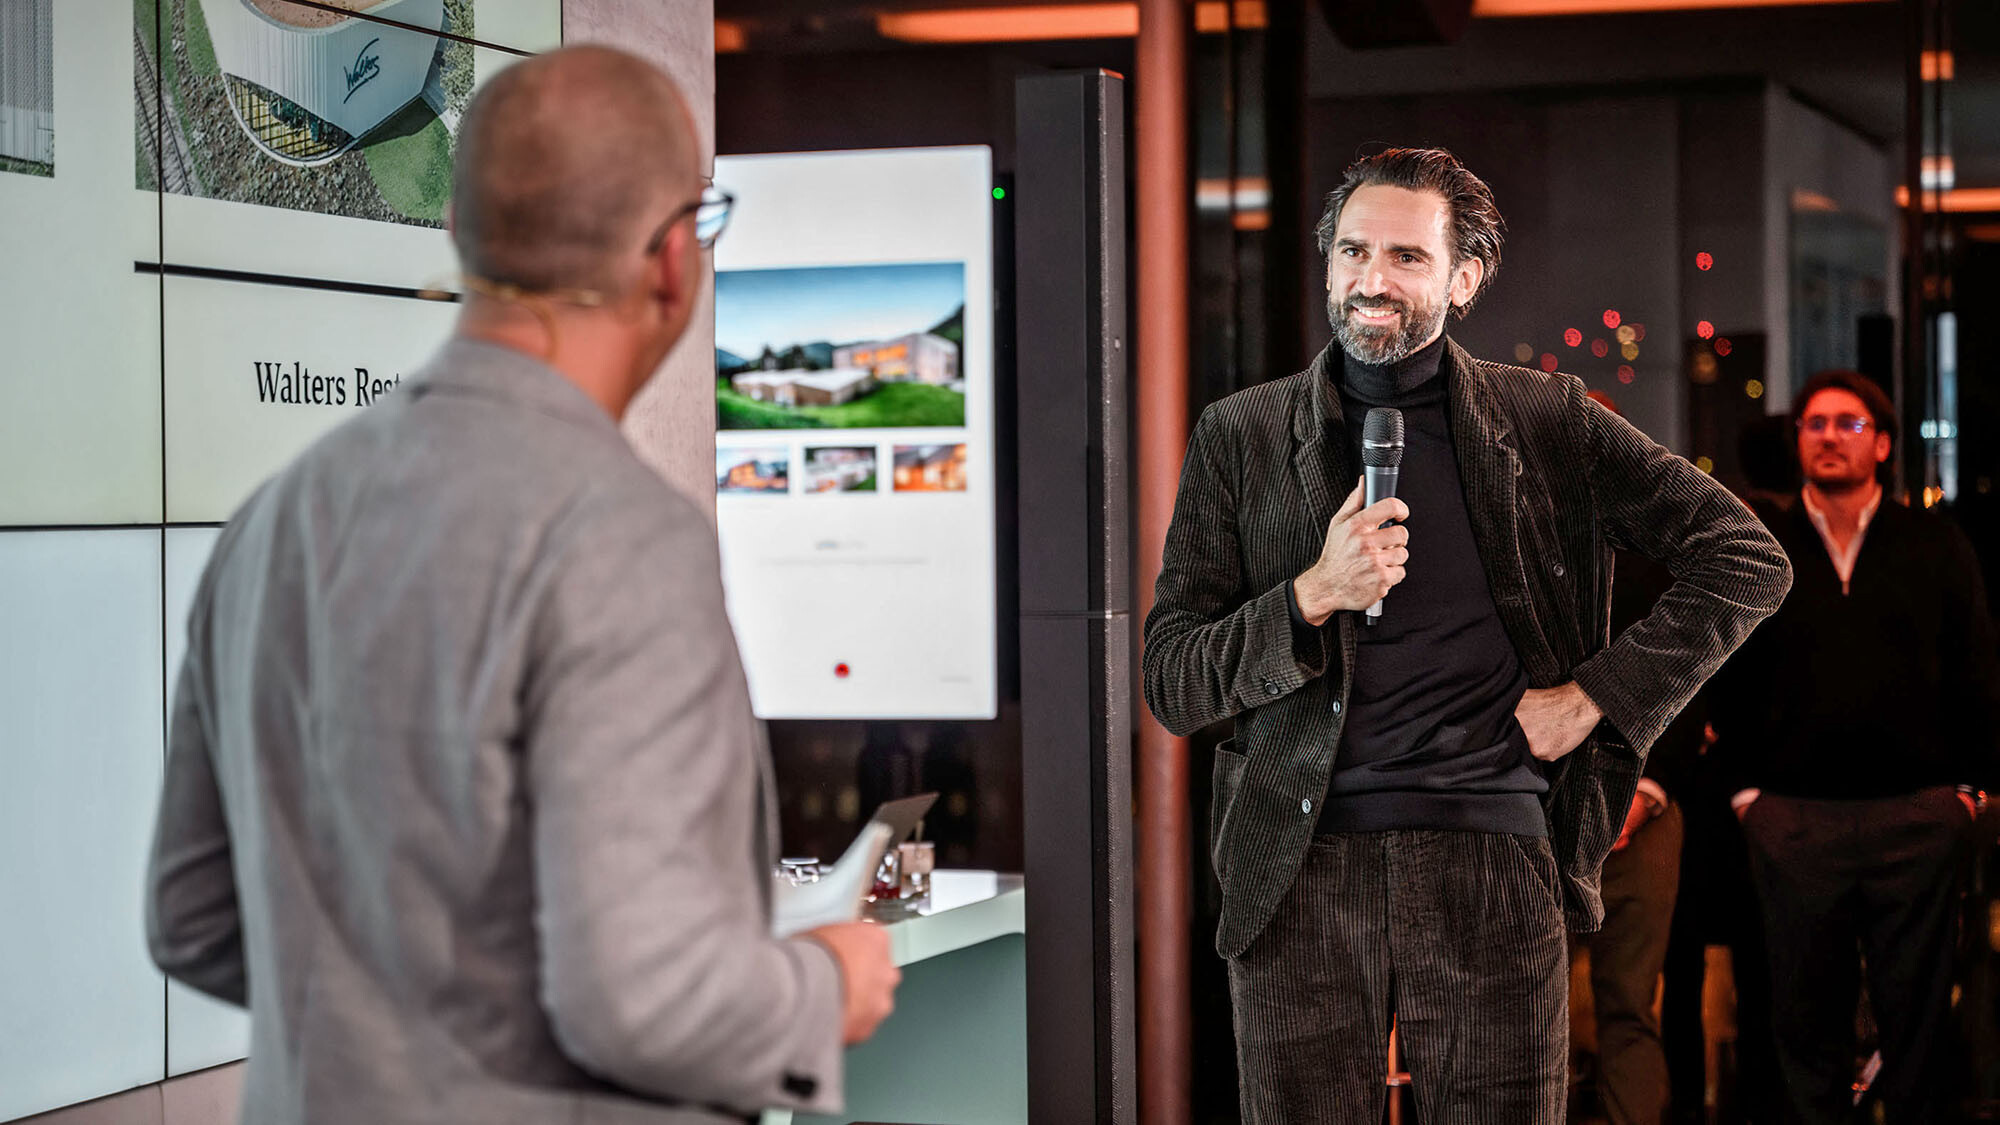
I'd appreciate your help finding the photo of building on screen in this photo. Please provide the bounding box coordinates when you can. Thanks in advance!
[716,262,967,431]
[893,444,967,493]
[802,446,877,493]
[716,447,789,495]
[135,0,475,225]
[0,0,54,177]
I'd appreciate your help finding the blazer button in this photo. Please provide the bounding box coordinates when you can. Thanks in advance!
[1551,563,1567,578]
[1301,798,1314,815]
[1264,680,1281,697]
[1331,700,1343,715]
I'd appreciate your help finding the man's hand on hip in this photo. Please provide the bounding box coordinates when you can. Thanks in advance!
[1514,682,1604,763]
[1292,482,1411,626]
[804,921,901,1045]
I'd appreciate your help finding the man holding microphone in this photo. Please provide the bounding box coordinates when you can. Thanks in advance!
[1144,148,1790,1123]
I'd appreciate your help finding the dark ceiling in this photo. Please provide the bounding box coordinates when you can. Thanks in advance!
[715,0,2000,189]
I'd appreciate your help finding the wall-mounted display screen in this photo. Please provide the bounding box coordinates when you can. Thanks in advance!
[713,146,997,721]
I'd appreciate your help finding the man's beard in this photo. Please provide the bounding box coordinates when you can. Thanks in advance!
[1330,290,1449,366]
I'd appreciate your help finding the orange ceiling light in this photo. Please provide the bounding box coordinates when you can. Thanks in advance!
[1922,50,1955,81]
[1895,186,2000,213]
[715,18,747,53]
[1473,0,1884,15]
[878,3,1138,42]
[1195,0,1269,31]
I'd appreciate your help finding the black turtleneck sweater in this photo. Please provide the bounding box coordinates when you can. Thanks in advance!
[1289,335,1548,836]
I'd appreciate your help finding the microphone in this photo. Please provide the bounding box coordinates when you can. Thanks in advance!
[1361,407,1405,626]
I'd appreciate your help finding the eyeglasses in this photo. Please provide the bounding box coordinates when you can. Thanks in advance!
[1797,413,1873,436]
[646,183,735,255]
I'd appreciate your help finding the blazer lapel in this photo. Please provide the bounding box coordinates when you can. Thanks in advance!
[1293,346,1349,538]
[1446,341,1558,683]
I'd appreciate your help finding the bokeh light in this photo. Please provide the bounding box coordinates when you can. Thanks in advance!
[1696,320,1715,340]
[1695,456,1715,473]
[1621,342,1641,361]
[1746,379,1765,399]
[1617,365,1635,384]
[1615,325,1637,345]
[1515,343,1536,364]
[1564,328,1582,348]
[1603,309,1621,329]
[1714,337,1733,357]
[1540,353,1559,373]
[1591,339,1609,358]
[1696,252,1714,271]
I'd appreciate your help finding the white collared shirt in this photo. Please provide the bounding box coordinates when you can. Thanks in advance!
[1801,482,1883,595]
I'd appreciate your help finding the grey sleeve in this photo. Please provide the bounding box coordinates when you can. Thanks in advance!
[145,587,248,1007]
[522,493,846,1115]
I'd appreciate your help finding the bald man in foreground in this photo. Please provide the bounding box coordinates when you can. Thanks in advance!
[143,47,897,1123]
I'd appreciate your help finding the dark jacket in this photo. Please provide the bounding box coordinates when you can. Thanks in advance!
[1143,340,1793,959]
[1712,494,2000,798]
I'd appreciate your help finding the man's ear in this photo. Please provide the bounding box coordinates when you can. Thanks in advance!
[1451,257,1484,309]
[650,217,693,309]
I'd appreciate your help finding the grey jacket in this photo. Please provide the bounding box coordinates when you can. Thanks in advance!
[145,338,845,1123]
[1144,341,1792,959]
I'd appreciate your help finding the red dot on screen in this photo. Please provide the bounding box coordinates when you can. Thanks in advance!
[1564,328,1582,348]
[1539,353,1559,373]
[1591,339,1609,358]
[1696,320,1715,340]
[1696,252,1714,271]
[1603,309,1621,329]
[835,663,850,678]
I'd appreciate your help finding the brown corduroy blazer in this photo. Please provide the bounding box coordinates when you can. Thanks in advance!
[1144,339,1792,960]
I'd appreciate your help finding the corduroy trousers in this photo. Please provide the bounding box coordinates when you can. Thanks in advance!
[1227,830,1569,1125]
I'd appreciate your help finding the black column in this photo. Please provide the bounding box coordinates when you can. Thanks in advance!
[1015,69,1134,1125]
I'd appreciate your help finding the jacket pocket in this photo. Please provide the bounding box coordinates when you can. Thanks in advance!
[1210,739,1248,882]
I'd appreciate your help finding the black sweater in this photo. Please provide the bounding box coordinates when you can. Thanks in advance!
[1715,495,2000,798]
[1291,336,1547,836]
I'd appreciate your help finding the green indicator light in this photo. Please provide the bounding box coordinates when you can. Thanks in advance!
[992,187,1006,201]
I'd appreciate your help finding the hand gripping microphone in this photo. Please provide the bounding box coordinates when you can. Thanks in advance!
[1361,407,1405,626]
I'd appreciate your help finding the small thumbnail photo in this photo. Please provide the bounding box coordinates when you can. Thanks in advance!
[716,446,788,494]
[802,445,877,493]
[892,443,967,493]
[0,0,55,177]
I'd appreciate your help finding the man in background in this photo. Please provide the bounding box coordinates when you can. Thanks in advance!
[145,46,897,1124]
[1718,369,1999,1124]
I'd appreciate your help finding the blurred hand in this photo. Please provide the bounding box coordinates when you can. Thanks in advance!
[1514,682,1603,764]
[1611,795,1656,852]
[1292,482,1412,625]
[804,921,900,1045]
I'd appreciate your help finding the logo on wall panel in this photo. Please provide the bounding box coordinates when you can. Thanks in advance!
[137,0,482,227]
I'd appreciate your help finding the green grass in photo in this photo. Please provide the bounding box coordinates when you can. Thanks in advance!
[185,0,218,77]
[136,0,158,58]
[364,106,453,223]
[847,473,877,492]
[717,379,966,431]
